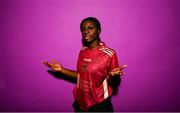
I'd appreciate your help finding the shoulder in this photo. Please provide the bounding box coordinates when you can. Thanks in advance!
[81,46,88,50]
[78,46,88,56]
[99,46,116,57]
[79,46,88,53]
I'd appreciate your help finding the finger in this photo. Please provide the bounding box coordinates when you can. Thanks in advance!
[111,68,120,72]
[44,61,54,68]
[54,59,59,63]
[114,70,120,74]
[109,71,113,75]
[120,64,127,69]
[119,71,125,76]
[122,64,128,68]
[119,64,128,70]
[43,61,49,66]
[120,71,125,75]
[109,71,115,76]
[46,62,53,67]
[43,61,47,64]
[51,59,58,64]
[109,70,121,76]
[109,69,120,74]
[111,70,126,76]
[109,72,116,76]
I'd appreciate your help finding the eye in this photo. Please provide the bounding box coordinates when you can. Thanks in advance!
[81,27,85,32]
[88,26,94,30]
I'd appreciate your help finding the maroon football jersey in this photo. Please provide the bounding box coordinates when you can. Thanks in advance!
[73,42,119,110]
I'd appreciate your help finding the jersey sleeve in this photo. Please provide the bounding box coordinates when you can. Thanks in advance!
[108,50,119,72]
[108,50,121,90]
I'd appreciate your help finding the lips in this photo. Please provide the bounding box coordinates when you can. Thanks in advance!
[84,36,91,40]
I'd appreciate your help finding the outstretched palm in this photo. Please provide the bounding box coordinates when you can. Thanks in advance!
[43,60,62,72]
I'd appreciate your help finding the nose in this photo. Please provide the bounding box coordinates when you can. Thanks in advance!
[84,29,89,34]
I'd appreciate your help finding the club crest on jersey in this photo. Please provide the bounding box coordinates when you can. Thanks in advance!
[81,64,87,72]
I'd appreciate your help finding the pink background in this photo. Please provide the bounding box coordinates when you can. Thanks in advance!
[0,0,180,111]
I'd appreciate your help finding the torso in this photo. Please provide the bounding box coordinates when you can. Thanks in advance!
[73,42,119,110]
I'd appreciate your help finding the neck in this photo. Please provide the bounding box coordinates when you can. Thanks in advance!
[88,39,100,49]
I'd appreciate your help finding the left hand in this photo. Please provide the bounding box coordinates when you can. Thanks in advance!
[109,64,127,76]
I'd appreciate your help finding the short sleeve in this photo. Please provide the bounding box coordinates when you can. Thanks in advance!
[108,51,119,72]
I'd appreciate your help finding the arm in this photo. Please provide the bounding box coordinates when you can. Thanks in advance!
[60,67,77,79]
[108,51,127,84]
[108,65,127,86]
[43,59,77,79]
[108,51,127,77]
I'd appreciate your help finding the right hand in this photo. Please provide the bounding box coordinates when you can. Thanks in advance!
[43,59,63,72]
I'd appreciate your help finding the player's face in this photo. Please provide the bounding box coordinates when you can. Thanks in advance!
[81,21,100,44]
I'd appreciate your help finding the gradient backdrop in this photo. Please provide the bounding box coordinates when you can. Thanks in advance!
[0,0,180,112]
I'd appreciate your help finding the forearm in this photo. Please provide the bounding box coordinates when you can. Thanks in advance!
[109,74,121,86]
[59,67,77,79]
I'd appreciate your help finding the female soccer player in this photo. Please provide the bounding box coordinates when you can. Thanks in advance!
[43,17,127,112]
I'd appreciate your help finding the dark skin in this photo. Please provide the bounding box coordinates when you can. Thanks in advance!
[81,20,100,49]
[43,20,127,79]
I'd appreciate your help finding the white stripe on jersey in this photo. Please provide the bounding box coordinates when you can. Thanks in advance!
[105,47,114,55]
[101,50,112,57]
[103,79,109,99]
[99,47,114,57]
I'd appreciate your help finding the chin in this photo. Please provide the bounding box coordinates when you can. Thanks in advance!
[82,38,93,46]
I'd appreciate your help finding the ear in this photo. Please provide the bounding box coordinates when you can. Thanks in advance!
[98,30,101,35]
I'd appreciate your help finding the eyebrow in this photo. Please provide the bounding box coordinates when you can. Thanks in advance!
[82,25,95,28]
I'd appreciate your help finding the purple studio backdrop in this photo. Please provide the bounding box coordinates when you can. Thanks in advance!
[0,0,180,112]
